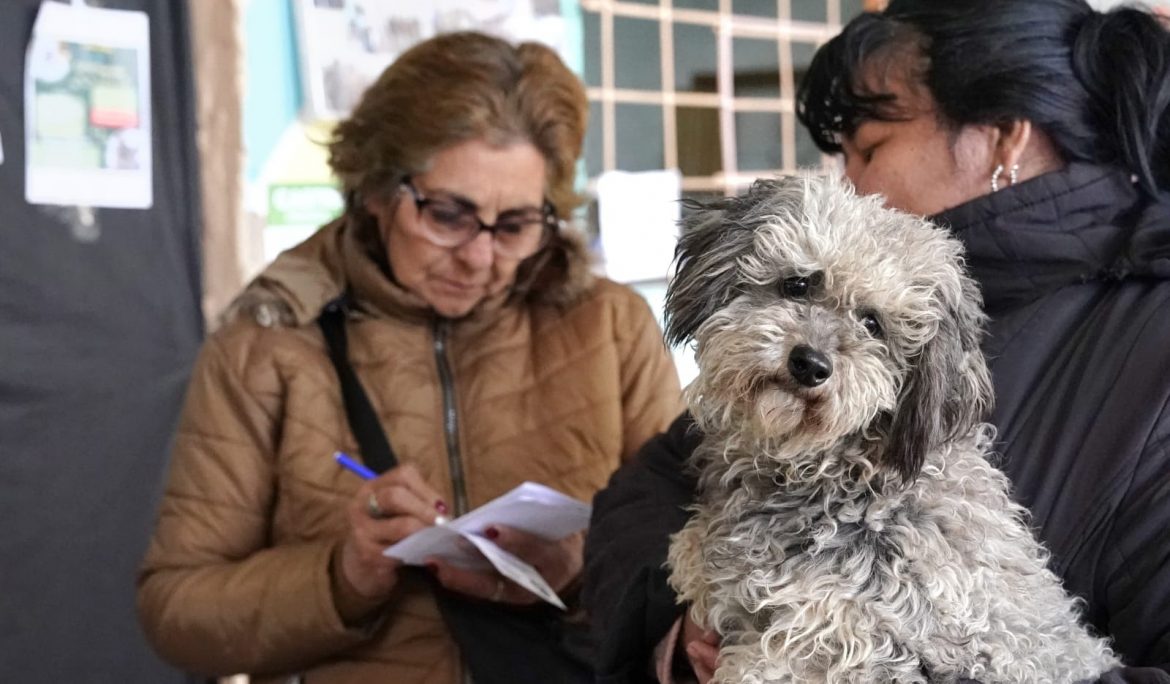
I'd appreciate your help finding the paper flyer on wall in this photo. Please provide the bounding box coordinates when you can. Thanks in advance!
[24,1,152,208]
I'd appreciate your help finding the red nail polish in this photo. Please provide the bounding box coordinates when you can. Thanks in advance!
[485,527,499,540]
[435,500,448,515]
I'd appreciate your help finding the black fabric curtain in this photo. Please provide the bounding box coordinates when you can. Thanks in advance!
[0,1,203,681]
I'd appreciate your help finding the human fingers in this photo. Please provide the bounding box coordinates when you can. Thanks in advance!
[346,490,428,561]
[686,640,719,683]
[338,510,408,600]
[380,463,449,519]
[481,524,550,560]
[365,483,444,528]
[425,558,535,605]
[483,526,583,593]
[341,484,434,600]
[680,613,720,682]
[346,490,427,551]
[338,532,402,592]
[360,514,429,548]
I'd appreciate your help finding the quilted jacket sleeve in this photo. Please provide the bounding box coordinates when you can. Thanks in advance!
[614,289,685,461]
[136,328,369,677]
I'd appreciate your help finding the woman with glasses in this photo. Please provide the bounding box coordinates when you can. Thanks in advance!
[136,31,682,684]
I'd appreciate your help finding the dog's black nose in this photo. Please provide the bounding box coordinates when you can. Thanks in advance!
[788,345,832,387]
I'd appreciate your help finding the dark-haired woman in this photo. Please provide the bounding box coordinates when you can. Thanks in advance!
[584,1,1170,682]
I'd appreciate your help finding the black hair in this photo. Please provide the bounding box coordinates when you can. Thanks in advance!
[796,0,1170,194]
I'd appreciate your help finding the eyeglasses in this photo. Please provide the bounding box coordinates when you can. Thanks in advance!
[400,178,557,259]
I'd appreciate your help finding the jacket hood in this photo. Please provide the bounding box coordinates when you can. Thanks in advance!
[932,163,1170,313]
[219,213,595,329]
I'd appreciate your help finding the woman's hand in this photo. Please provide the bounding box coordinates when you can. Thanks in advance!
[338,463,448,600]
[426,526,584,605]
[680,613,720,683]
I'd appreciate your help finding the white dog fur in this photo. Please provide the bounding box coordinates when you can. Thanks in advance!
[664,175,1119,683]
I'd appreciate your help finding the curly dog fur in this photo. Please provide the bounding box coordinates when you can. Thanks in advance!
[664,175,1119,683]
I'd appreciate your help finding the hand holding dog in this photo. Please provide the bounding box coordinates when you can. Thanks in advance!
[427,527,585,604]
[339,463,448,600]
[681,614,720,683]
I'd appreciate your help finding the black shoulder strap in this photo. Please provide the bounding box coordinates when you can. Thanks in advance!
[316,298,594,684]
[318,298,398,474]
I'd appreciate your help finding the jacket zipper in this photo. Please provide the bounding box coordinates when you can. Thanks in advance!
[432,319,469,516]
[433,319,473,684]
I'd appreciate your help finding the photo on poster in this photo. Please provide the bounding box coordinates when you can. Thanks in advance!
[293,0,578,121]
[24,2,151,209]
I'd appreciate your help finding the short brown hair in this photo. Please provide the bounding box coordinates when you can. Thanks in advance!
[328,31,588,219]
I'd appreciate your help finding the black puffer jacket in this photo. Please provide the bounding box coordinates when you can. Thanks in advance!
[584,163,1170,683]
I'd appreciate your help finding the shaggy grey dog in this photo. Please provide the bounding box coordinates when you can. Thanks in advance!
[664,175,1119,683]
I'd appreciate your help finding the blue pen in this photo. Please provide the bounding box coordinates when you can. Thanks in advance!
[334,451,377,480]
[333,451,451,525]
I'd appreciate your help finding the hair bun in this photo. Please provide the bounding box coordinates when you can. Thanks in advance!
[1071,5,1170,193]
[1073,8,1111,41]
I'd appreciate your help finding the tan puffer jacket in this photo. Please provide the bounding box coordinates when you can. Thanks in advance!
[136,217,683,683]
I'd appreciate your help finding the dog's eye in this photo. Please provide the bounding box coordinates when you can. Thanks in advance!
[781,276,810,298]
[859,312,883,338]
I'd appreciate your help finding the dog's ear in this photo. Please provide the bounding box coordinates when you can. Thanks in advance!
[664,180,783,346]
[885,273,993,482]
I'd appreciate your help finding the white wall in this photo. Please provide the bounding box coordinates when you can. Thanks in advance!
[1089,0,1170,10]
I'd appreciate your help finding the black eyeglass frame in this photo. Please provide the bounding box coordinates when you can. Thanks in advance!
[399,177,560,251]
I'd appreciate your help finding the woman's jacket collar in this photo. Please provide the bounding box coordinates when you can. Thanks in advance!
[931,162,1170,312]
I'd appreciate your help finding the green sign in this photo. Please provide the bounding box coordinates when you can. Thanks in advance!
[267,183,343,226]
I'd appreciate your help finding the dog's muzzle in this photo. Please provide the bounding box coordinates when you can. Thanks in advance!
[788,344,832,387]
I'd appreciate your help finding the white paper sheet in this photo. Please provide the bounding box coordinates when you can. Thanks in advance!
[25,1,152,208]
[384,482,590,609]
[465,534,567,610]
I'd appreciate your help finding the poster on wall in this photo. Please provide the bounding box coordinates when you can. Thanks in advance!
[265,182,344,262]
[24,1,152,209]
[293,0,579,121]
